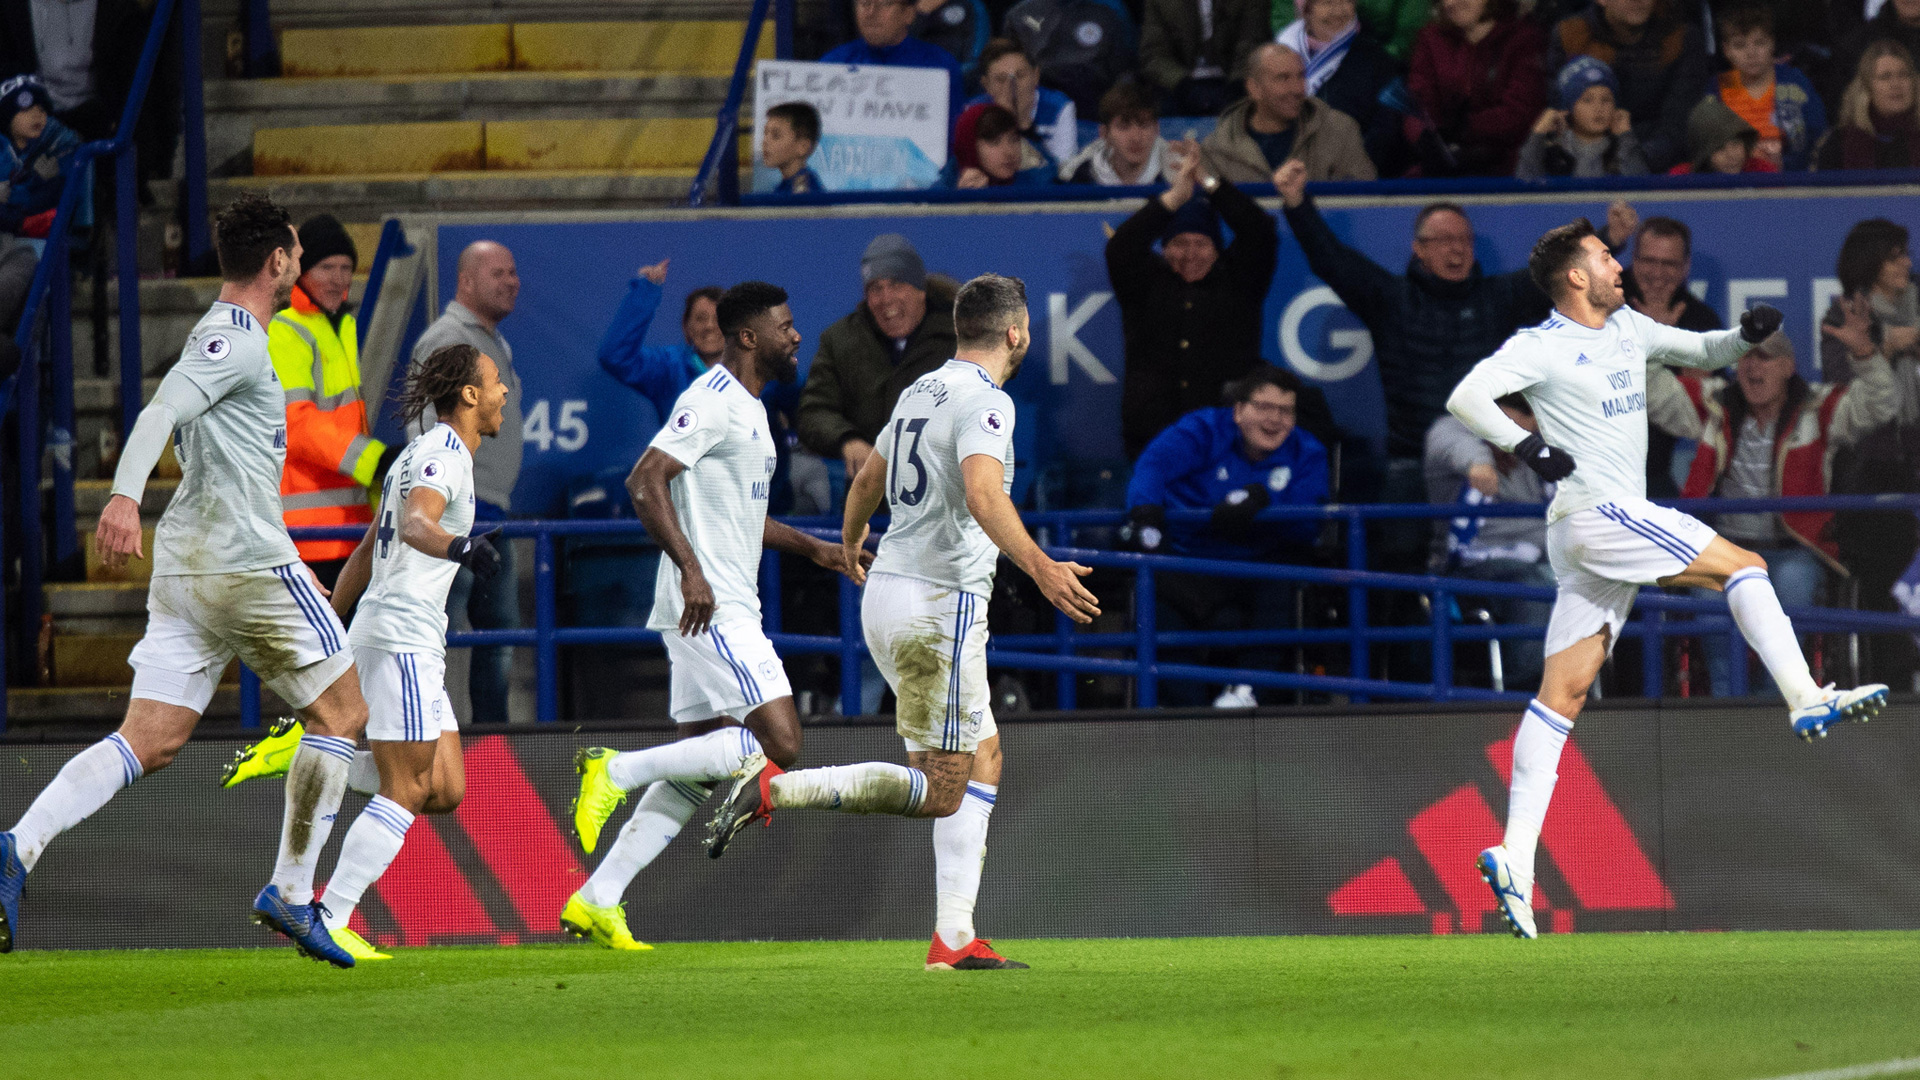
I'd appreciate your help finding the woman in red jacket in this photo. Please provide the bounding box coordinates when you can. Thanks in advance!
[1403,0,1547,176]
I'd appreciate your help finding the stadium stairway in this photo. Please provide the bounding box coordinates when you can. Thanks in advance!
[197,0,772,227]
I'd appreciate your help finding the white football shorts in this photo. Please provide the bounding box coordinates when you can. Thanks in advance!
[355,646,459,742]
[662,618,793,725]
[129,564,352,713]
[1545,497,1717,658]
[861,572,998,754]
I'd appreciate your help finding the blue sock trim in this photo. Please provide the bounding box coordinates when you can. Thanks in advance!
[905,768,926,814]
[361,795,415,840]
[1525,699,1573,736]
[964,782,997,806]
[300,734,357,764]
[105,733,144,785]
[1725,567,1771,594]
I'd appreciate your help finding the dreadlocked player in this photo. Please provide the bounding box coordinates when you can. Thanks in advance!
[305,342,510,960]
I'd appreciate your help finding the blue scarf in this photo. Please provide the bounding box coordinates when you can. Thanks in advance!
[1276,18,1357,98]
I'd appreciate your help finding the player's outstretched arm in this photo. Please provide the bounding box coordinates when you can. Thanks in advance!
[627,447,715,635]
[330,522,377,618]
[960,454,1100,624]
[835,447,890,585]
[96,371,217,568]
[763,517,871,581]
[1639,303,1774,370]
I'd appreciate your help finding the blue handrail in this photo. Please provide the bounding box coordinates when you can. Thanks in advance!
[219,494,1920,729]
[687,0,795,207]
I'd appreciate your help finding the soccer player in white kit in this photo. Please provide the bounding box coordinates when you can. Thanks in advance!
[1446,219,1889,939]
[561,282,863,951]
[301,342,510,961]
[0,195,371,965]
[705,274,1102,971]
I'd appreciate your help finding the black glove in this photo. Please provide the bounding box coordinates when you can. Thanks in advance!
[1209,484,1271,542]
[1117,504,1166,553]
[1740,303,1783,344]
[1514,434,1576,482]
[446,527,503,581]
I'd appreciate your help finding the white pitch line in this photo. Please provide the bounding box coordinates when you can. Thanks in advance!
[1751,1057,1920,1080]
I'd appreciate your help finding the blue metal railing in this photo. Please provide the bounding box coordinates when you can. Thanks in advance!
[213,494,1920,730]
[0,0,209,731]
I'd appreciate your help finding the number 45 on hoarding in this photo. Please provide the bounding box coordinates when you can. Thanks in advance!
[523,399,588,452]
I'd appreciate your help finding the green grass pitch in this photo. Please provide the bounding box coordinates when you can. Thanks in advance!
[4,932,1919,1079]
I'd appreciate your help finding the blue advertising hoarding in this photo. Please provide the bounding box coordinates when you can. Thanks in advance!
[430,187,1920,516]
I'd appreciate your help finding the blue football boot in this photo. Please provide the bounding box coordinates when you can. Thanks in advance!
[0,832,24,953]
[252,885,354,968]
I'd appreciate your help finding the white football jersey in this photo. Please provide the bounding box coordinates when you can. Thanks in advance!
[152,301,300,576]
[348,424,476,655]
[869,359,1015,598]
[647,365,778,632]
[1449,307,1745,523]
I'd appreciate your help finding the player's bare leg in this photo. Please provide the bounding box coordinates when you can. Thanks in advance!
[421,729,466,814]
[315,731,445,959]
[926,735,1024,970]
[1661,536,1887,738]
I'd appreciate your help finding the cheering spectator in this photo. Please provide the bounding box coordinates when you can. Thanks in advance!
[1547,0,1710,172]
[1122,366,1330,707]
[762,102,824,194]
[797,234,958,478]
[944,102,1059,187]
[1648,324,1897,696]
[1273,158,1555,511]
[1711,2,1826,172]
[1667,95,1777,174]
[822,0,966,128]
[1816,39,1920,171]
[1140,0,1270,116]
[1832,0,1920,108]
[1516,57,1651,179]
[1423,396,1554,689]
[1201,42,1376,182]
[1059,82,1177,184]
[1269,0,1430,59]
[964,38,1079,163]
[1273,0,1403,172]
[1109,139,1280,457]
[1403,0,1547,177]
[1624,215,1721,331]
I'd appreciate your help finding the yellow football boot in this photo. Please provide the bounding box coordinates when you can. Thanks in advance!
[571,747,628,853]
[559,893,652,951]
[331,925,392,961]
[220,717,305,788]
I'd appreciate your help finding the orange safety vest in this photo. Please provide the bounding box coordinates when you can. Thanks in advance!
[269,285,385,562]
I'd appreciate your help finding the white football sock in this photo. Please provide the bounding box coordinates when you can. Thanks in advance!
[1503,700,1572,888]
[347,750,380,797]
[1725,567,1823,709]
[933,782,995,950]
[769,762,926,815]
[578,781,710,908]
[270,735,355,905]
[9,734,142,871]
[607,727,760,792]
[320,795,414,932]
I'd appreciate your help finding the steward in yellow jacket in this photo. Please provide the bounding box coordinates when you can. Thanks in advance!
[269,214,394,584]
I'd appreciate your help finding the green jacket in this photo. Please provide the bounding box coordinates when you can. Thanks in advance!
[796,275,960,457]
[1271,0,1427,59]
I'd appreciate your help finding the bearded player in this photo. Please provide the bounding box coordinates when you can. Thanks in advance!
[1446,219,1888,939]
[705,274,1101,971]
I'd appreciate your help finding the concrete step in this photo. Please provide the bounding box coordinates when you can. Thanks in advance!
[208,0,760,32]
[84,528,156,584]
[5,685,240,727]
[43,582,149,638]
[49,633,139,687]
[276,20,767,79]
[67,276,369,384]
[253,116,738,176]
[71,479,178,517]
[212,169,726,222]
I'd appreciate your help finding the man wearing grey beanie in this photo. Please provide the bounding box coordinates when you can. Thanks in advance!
[797,233,958,477]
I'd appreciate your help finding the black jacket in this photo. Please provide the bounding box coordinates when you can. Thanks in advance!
[1310,32,1405,177]
[1108,180,1280,459]
[1284,195,1550,459]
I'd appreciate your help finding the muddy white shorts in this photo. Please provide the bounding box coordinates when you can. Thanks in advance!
[661,618,792,725]
[861,572,998,754]
[128,564,352,713]
[355,646,459,741]
[1545,498,1717,658]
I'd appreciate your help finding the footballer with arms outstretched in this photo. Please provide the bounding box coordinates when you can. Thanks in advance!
[1446,219,1889,940]
[561,281,866,951]
[304,342,510,961]
[705,273,1101,971]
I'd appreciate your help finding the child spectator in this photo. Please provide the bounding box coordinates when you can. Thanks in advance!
[0,75,80,239]
[1712,3,1826,172]
[1817,38,1920,171]
[944,102,1058,187]
[1516,57,1650,178]
[1546,0,1711,172]
[1059,82,1176,184]
[1404,0,1547,177]
[964,38,1079,164]
[762,101,825,194]
[1668,95,1778,174]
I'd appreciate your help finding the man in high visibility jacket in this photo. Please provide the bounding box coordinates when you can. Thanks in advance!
[270,214,395,588]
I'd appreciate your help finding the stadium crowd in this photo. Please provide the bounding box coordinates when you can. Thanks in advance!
[775,0,1920,189]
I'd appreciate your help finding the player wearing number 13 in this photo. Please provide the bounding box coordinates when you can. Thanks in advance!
[706,274,1102,971]
[1446,219,1889,942]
